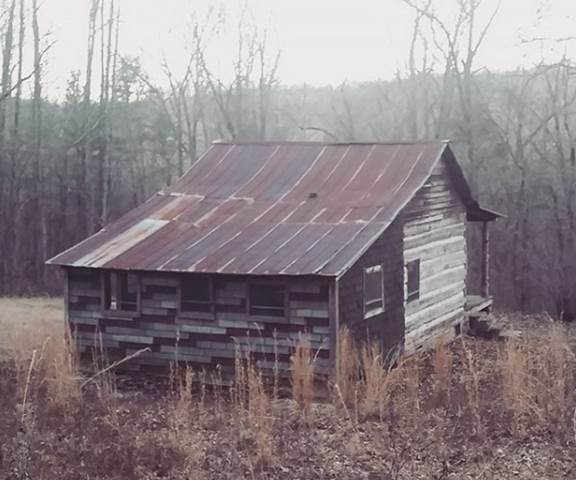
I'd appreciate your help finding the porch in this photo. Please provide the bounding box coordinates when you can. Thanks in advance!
[465,203,503,317]
[465,294,493,315]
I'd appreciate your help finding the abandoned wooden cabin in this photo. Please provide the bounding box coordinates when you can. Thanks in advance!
[47,140,501,377]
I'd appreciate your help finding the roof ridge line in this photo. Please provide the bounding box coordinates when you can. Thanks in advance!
[211,139,451,146]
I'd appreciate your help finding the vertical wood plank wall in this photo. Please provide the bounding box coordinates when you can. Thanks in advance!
[66,269,331,380]
[338,218,405,358]
[401,156,467,353]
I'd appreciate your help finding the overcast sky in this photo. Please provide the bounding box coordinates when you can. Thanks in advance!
[37,0,576,98]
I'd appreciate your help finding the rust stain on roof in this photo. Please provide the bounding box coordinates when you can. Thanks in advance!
[48,141,452,276]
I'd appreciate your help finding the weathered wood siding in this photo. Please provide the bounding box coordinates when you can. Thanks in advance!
[338,217,405,358]
[402,156,467,353]
[67,268,331,380]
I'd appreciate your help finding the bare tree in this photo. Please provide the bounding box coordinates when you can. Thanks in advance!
[201,3,280,141]
[401,0,500,181]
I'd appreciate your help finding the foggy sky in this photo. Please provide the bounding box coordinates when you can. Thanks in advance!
[38,0,576,98]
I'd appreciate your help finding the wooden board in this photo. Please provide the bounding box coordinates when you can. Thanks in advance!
[66,268,332,377]
[401,155,467,352]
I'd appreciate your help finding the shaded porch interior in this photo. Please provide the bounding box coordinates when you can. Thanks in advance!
[465,204,503,316]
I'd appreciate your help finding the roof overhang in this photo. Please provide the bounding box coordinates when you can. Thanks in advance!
[440,147,504,223]
[466,203,505,222]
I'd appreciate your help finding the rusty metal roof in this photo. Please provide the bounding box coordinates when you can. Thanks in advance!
[48,140,457,276]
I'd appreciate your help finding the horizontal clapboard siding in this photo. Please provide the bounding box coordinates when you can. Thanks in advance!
[402,157,467,353]
[66,268,331,380]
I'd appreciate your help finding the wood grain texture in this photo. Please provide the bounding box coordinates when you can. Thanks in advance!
[402,155,467,354]
[65,267,331,377]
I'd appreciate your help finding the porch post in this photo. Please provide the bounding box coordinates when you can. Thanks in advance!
[481,221,490,297]
[63,267,71,344]
[328,277,340,369]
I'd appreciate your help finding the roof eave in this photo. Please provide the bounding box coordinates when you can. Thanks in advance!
[332,142,451,279]
[466,204,505,222]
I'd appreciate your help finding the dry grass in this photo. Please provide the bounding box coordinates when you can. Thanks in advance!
[333,327,357,408]
[290,334,314,413]
[431,335,452,405]
[0,298,78,421]
[0,298,575,479]
[246,363,274,466]
[0,297,63,364]
[171,365,194,422]
[499,322,575,438]
[232,348,276,467]
[40,334,81,408]
[501,339,532,415]
[359,341,384,417]
[460,337,484,437]
[404,354,421,416]
[359,340,397,419]
[538,323,572,420]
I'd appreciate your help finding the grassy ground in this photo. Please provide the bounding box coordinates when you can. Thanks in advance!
[0,297,63,357]
[0,298,574,479]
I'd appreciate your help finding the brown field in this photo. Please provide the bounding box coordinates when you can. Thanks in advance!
[0,298,575,479]
[0,297,64,357]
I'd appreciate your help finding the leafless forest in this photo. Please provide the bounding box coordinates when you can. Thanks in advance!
[0,0,574,319]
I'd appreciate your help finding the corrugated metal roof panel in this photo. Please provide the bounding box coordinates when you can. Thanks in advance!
[47,141,453,276]
[73,219,170,268]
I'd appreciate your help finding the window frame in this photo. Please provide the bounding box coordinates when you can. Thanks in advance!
[177,274,214,317]
[363,264,385,319]
[247,280,287,318]
[101,270,141,316]
[406,259,421,303]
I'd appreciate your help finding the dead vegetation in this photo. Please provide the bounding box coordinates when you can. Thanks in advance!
[0,301,575,479]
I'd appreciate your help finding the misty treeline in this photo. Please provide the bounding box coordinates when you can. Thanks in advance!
[0,0,574,318]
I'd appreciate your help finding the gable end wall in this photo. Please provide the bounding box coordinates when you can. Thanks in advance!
[401,155,467,353]
[337,154,468,357]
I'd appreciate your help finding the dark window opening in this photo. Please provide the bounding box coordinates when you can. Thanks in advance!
[364,265,384,318]
[180,275,212,313]
[406,259,420,302]
[249,284,286,317]
[103,271,139,312]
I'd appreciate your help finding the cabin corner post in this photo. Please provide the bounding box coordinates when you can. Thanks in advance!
[328,277,340,371]
[63,267,71,344]
[481,221,490,298]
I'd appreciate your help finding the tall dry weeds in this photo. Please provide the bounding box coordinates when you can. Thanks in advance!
[4,321,82,441]
[539,324,572,416]
[40,334,81,408]
[531,323,574,438]
[498,323,575,437]
[232,345,248,413]
[177,366,195,415]
[246,363,274,466]
[334,327,357,408]
[232,346,275,466]
[290,335,314,413]
[458,338,483,437]
[500,337,536,435]
[404,355,421,418]
[87,331,117,401]
[359,341,387,419]
[501,339,532,412]
[169,365,195,441]
[432,336,452,406]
